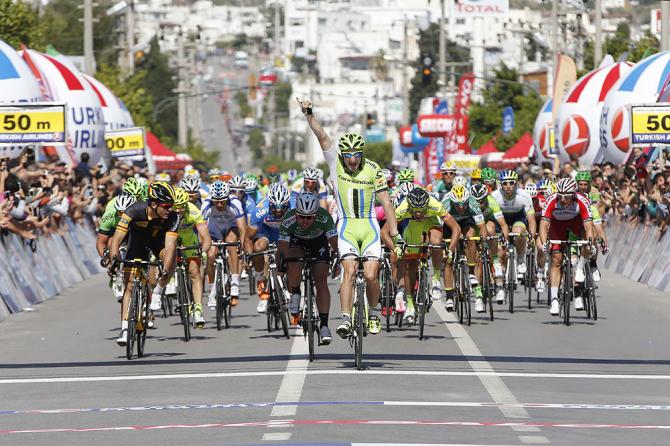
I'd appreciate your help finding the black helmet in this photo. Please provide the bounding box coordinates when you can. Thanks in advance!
[148,181,175,205]
[406,187,429,210]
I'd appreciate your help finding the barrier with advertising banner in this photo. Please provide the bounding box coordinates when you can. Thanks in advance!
[0,219,103,322]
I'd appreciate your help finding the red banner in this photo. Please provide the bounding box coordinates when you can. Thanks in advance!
[454,72,475,117]
[424,138,439,182]
[417,114,456,137]
[455,115,469,152]
[399,126,413,147]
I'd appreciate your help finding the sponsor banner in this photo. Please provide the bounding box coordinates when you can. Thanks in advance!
[424,138,439,182]
[455,114,469,153]
[0,103,66,145]
[399,126,413,147]
[502,106,514,134]
[417,114,456,137]
[629,103,670,146]
[454,0,509,16]
[106,126,146,158]
[552,55,577,119]
[454,73,475,117]
[445,154,480,171]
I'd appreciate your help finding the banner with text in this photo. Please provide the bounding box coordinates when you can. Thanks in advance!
[106,126,146,158]
[0,103,66,145]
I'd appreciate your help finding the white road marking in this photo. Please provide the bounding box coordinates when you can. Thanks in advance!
[519,436,550,444]
[2,369,670,384]
[262,432,292,441]
[270,329,309,417]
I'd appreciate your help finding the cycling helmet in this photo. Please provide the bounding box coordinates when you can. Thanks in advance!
[208,168,221,178]
[525,183,537,198]
[139,179,149,200]
[547,181,558,195]
[303,167,320,180]
[122,177,143,197]
[470,184,488,201]
[229,175,246,191]
[295,191,320,215]
[556,177,577,194]
[500,169,519,183]
[245,177,258,192]
[453,175,468,188]
[406,187,430,210]
[268,183,290,206]
[397,168,415,183]
[440,160,457,172]
[537,178,551,193]
[115,194,136,212]
[398,181,416,196]
[338,132,365,152]
[287,168,299,183]
[449,184,470,204]
[470,168,482,180]
[210,180,230,200]
[148,182,176,204]
[380,168,393,181]
[155,172,171,183]
[220,171,232,182]
[481,167,497,182]
[575,170,592,182]
[184,168,200,179]
[173,187,189,207]
[180,175,200,193]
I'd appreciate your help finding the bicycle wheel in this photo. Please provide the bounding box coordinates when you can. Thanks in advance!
[177,271,191,341]
[266,279,275,333]
[382,264,393,333]
[455,263,464,324]
[126,281,139,360]
[248,267,255,295]
[482,257,494,322]
[215,264,224,331]
[418,267,428,340]
[137,282,149,357]
[306,276,315,362]
[506,253,515,314]
[462,266,471,326]
[563,259,572,326]
[527,251,535,310]
[161,289,169,319]
[585,262,597,320]
[354,280,365,370]
[275,274,290,339]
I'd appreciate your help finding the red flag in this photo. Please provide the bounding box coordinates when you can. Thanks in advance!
[454,72,475,117]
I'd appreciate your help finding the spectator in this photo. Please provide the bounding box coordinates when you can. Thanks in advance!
[75,152,91,181]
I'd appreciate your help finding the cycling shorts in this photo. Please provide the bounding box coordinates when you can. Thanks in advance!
[208,219,238,241]
[443,221,476,240]
[401,217,442,259]
[288,233,331,263]
[503,210,528,231]
[337,217,381,259]
[548,217,584,253]
[125,234,165,263]
[254,226,280,244]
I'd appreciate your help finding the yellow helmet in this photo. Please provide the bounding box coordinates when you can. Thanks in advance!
[547,181,557,195]
[470,168,482,180]
[173,187,189,207]
[449,184,470,204]
[155,172,171,183]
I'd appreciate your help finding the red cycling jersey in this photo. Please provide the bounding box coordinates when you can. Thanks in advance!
[541,193,592,251]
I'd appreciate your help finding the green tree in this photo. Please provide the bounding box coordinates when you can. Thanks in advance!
[142,36,178,142]
[259,154,301,172]
[365,141,392,168]
[274,81,292,117]
[583,23,659,71]
[236,91,252,118]
[0,0,45,49]
[94,64,153,128]
[248,127,265,160]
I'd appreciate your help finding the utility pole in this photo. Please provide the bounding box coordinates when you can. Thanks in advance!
[662,0,670,52]
[126,0,135,73]
[549,0,558,96]
[401,18,409,124]
[83,0,94,74]
[439,0,446,91]
[271,0,280,154]
[177,29,187,148]
[594,0,602,66]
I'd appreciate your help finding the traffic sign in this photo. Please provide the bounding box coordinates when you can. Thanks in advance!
[630,103,670,146]
[0,103,66,145]
[106,127,146,158]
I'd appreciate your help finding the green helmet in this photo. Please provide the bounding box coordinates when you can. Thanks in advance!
[338,132,365,152]
[122,177,143,198]
[575,170,592,182]
[397,168,415,183]
[481,167,497,182]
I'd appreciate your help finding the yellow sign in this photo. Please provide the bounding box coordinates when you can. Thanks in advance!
[105,127,146,158]
[0,103,66,145]
[630,104,670,145]
[446,154,480,171]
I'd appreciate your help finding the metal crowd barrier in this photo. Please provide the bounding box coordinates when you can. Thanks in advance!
[0,219,103,321]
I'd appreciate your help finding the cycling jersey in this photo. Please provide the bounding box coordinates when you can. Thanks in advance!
[249,198,286,242]
[441,196,485,226]
[492,189,534,228]
[98,196,121,236]
[324,145,386,258]
[176,202,206,258]
[116,201,180,260]
[434,180,453,200]
[480,195,504,224]
[541,194,592,222]
[395,196,447,257]
[289,179,327,208]
[278,208,337,242]
[202,197,245,240]
[395,196,447,222]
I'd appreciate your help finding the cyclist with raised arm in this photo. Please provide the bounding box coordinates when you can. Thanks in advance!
[382,187,460,323]
[470,183,509,303]
[492,170,537,286]
[290,167,328,209]
[107,182,180,346]
[539,178,596,315]
[202,181,247,309]
[247,183,291,313]
[442,185,488,312]
[298,97,399,338]
[278,192,338,343]
[172,187,212,327]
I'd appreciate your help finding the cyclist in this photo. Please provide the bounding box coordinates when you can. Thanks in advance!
[481,167,498,193]
[442,185,488,312]
[290,167,328,209]
[180,175,203,208]
[172,187,212,327]
[539,177,596,315]
[299,97,399,338]
[396,168,415,185]
[278,191,338,343]
[470,183,509,303]
[434,161,457,200]
[383,187,460,323]
[155,172,171,183]
[107,182,180,346]
[248,183,291,313]
[96,177,145,261]
[202,180,248,308]
[492,170,536,287]
[245,175,263,205]
[470,168,483,186]
[575,170,607,282]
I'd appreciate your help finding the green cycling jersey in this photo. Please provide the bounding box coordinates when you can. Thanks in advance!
[441,196,485,226]
[278,208,337,242]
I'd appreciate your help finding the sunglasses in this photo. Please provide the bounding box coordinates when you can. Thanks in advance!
[443,171,456,175]
[558,193,574,199]
[212,199,228,204]
[156,203,173,209]
[501,181,517,187]
[270,204,287,212]
[297,214,315,220]
[342,152,363,159]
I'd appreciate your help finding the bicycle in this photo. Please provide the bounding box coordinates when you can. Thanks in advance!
[504,233,522,313]
[523,237,538,310]
[212,240,240,331]
[478,235,499,322]
[347,256,371,370]
[244,252,256,296]
[401,237,444,340]
[285,253,323,361]
[449,236,474,326]
[248,243,290,339]
[174,244,201,341]
[118,258,163,360]
[379,247,395,333]
[549,239,592,326]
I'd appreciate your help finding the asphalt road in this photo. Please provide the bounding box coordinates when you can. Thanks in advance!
[0,268,669,446]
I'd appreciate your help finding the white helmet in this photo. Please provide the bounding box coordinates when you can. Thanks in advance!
[245,177,258,192]
[210,181,230,200]
[295,191,319,215]
[180,175,200,193]
[556,177,577,194]
[115,193,136,212]
[453,175,468,188]
[267,183,290,206]
[229,175,246,191]
[302,167,320,180]
[524,183,537,198]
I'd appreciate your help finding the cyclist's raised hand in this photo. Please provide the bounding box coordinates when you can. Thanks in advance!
[296,97,313,116]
